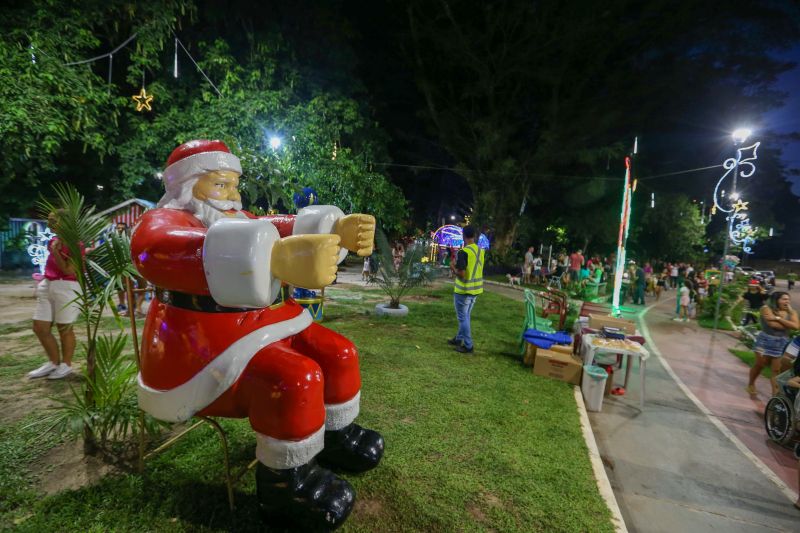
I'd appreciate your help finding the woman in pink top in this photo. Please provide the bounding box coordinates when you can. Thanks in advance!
[27,211,83,380]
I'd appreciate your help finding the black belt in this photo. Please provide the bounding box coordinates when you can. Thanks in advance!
[156,288,255,313]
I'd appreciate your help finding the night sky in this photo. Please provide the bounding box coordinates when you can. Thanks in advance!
[766,44,800,195]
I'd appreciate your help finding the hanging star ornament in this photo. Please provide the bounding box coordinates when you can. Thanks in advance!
[732,199,749,212]
[132,87,154,112]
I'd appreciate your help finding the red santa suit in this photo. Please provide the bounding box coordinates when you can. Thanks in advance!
[131,141,360,470]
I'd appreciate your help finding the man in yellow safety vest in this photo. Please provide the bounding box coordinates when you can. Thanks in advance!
[448,226,485,354]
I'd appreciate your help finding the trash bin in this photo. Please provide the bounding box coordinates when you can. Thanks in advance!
[582,365,608,413]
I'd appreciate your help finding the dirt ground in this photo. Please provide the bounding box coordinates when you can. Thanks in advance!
[0,278,121,496]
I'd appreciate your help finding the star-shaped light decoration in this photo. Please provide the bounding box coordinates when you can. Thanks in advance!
[732,199,749,213]
[132,87,154,112]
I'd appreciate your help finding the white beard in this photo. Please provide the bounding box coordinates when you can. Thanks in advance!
[187,197,246,227]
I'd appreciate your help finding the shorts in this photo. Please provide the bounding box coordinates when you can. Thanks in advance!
[525,266,532,275]
[33,279,81,324]
[680,296,690,306]
[754,332,789,358]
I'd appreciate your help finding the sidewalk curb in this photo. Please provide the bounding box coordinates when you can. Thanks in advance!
[574,385,629,533]
[484,279,526,292]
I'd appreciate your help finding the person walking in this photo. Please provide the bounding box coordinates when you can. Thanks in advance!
[669,263,679,289]
[448,226,484,354]
[523,246,534,284]
[633,263,646,305]
[672,281,692,322]
[533,254,543,284]
[27,210,83,380]
[739,280,767,326]
[747,292,800,396]
[569,249,584,289]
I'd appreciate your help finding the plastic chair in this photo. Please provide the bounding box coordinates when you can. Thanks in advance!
[547,271,565,290]
[519,289,554,354]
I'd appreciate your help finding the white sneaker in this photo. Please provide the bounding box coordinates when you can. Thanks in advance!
[672,317,683,322]
[28,361,57,379]
[47,363,73,380]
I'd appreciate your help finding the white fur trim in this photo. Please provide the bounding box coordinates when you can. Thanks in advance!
[256,426,325,469]
[203,218,282,308]
[137,310,313,422]
[325,391,361,431]
[293,205,348,263]
[163,151,242,192]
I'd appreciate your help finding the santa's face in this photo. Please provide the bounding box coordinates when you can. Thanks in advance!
[193,170,242,205]
[188,170,247,227]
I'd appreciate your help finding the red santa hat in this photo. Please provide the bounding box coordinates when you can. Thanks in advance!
[162,140,242,194]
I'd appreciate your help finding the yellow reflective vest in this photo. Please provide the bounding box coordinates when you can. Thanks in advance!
[454,243,485,295]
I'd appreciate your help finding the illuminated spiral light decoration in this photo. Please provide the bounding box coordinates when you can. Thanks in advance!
[712,142,760,254]
[26,223,55,277]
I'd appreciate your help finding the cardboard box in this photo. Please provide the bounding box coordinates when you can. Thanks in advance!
[533,348,583,385]
[524,342,574,366]
[549,343,574,355]
[589,314,636,335]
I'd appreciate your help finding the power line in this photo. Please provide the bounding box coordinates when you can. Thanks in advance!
[638,163,724,181]
[372,162,622,181]
[374,161,727,182]
[62,33,138,66]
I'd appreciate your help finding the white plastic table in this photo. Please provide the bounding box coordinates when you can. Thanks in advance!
[581,334,650,408]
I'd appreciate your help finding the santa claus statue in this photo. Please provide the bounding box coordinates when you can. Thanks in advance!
[131,140,383,530]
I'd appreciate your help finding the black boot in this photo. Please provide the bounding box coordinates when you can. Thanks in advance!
[256,459,355,531]
[317,423,384,472]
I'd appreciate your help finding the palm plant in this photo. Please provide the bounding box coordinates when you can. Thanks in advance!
[37,183,151,452]
[38,333,163,450]
[369,229,437,309]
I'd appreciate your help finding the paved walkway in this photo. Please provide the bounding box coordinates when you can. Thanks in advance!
[484,282,799,532]
[590,295,797,532]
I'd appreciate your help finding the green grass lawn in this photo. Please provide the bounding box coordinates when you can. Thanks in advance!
[697,316,735,331]
[1,285,612,532]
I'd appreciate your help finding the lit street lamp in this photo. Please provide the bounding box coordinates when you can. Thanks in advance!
[732,128,752,145]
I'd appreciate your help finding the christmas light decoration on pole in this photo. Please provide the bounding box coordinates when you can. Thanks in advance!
[612,137,637,317]
[712,129,760,331]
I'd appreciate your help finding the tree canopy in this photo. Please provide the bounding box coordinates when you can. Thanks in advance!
[0,0,408,231]
[397,0,800,257]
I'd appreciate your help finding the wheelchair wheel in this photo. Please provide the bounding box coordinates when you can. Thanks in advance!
[764,396,796,444]
[794,441,800,460]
